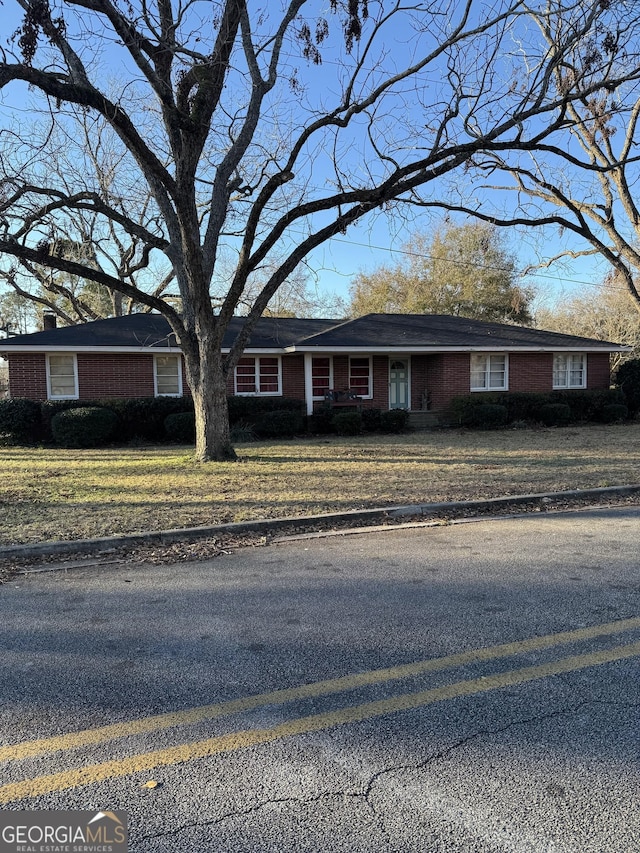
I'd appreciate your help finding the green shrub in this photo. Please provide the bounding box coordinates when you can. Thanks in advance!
[230,421,257,443]
[547,389,621,423]
[307,409,335,434]
[467,403,508,430]
[361,407,382,432]
[0,398,42,445]
[332,411,362,436]
[380,408,410,433]
[227,396,305,424]
[449,395,483,426]
[449,394,511,426]
[539,402,571,427]
[615,359,640,417]
[598,403,629,423]
[450,390,625,428]
[51,406,119,448]
[40,396,192,443]
[504,392,551,423]
[41,399,98,441]
[164,411,195,443]
[253,409,304,438]
[102,396,193,441]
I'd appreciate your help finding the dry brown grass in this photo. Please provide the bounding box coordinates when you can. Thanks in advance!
[2,422,640,545]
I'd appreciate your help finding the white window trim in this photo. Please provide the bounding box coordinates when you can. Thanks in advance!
[234,355,282,396]
[311,356,334,401]
[46,353,79,400]
[470,353,509,392]
[154,354,183,397]
[349,355,373,399]
[553,353,587,389]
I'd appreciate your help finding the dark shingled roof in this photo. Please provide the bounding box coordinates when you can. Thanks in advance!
[292,313,625,350]
[0,314,340,351]
[0,311,626,352]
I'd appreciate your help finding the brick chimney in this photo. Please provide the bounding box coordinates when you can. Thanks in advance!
[43,311,57,330]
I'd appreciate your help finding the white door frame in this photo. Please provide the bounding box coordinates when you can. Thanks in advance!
[389,356,411,410]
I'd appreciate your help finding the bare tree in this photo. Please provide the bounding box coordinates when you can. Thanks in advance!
[422,2,640,315]
[0,116,174,323]
[535,274,640,368]
[1,0,639,460]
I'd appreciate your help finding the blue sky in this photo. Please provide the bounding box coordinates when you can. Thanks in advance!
[0,0,616,317]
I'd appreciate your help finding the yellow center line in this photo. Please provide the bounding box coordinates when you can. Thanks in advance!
[2,615,640,764]
[1,638,639,804]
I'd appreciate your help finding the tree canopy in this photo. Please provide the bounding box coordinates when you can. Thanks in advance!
[349,222,533,324]
[536,276,640,367]
[1,0,639,460]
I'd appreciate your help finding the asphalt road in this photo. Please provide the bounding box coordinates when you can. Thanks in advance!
[0,506,639,852]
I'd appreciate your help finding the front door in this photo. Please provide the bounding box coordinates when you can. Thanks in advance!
[389,358,409,409]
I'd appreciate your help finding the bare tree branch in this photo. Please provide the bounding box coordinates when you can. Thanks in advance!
[2,0,640,459]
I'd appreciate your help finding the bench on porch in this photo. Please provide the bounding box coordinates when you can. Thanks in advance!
[323,389,363,410]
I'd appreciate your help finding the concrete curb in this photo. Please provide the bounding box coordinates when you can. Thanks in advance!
[2,483,640,562]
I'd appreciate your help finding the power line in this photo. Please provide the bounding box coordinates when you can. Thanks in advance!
[326,236,619,290]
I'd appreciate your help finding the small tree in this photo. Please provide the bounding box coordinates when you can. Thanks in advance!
[349,222,533,323]
[1,0,638,460]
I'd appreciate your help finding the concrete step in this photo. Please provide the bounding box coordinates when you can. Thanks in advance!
[407,411,442,430]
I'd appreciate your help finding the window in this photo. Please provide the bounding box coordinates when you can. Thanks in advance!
[235,356,281,395]
[349,356,372,397]
[154,355,182,396]
[47,354,78,399]
[553,353,586,389]
[311,357,332,399]
[470,354,508,391]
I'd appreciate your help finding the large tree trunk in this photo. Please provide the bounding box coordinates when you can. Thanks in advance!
[182,336,237,462]
[192,374,236,462]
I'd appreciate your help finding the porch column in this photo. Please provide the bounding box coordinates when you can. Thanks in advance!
[303,353,314,415]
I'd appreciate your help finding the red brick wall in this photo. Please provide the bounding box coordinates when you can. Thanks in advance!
[409,351,612,412]
[7,354,48,401]
[508,352,554,393]
[411,355,429,410]
[282,354,305,399]
[77,354,156,398]
[428,354,470,410]
[7,348,612,406]
[324,355,388,409]
[8,353,166,400]
[332,355,349,390]
[586,353,611,389]
[371,355,388,409]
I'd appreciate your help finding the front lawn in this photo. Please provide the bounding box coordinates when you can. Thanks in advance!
[2,422,640,545]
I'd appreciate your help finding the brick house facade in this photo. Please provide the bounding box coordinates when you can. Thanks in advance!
[1,313,625,418]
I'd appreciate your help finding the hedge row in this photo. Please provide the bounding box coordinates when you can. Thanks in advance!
[0,394,413,447]
[308,407,410,436]
[0,395,306,447]
[449,389,628,429]
[2,376,637,446]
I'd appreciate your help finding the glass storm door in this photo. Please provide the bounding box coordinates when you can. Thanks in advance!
[389,358,409,409]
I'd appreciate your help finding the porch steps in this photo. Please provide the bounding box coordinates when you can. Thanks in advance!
[408,411,442,430]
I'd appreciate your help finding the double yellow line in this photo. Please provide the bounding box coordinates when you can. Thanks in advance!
[2,616,639,803]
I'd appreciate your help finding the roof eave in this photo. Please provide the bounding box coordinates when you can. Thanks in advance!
[0,345,285,355]
[285,344,630,353]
